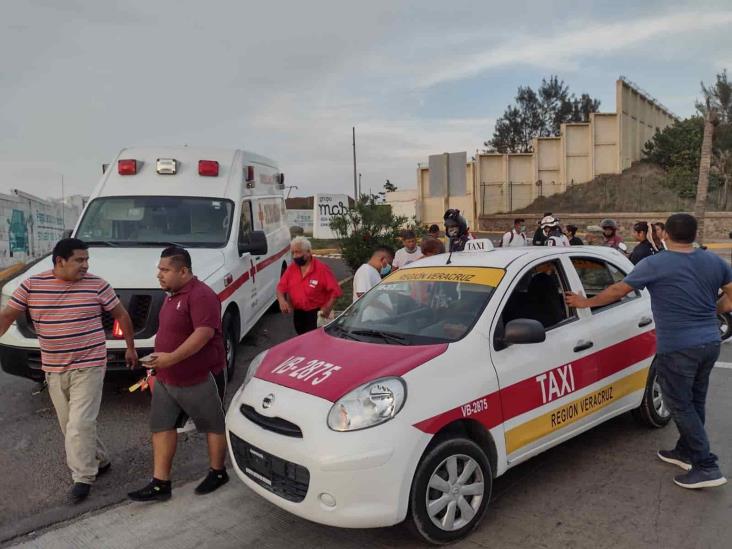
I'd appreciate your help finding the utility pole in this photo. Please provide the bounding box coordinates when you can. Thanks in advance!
[358,173,362,197]
[352,127,358,200]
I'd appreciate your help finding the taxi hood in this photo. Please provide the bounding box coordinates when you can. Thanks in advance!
[254,329,448,402]
[3,247,224,291]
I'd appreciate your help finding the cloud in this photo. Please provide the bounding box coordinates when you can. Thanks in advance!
[419,11,732,88]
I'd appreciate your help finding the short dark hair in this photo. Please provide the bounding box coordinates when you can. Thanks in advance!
[372,245,395,259]
[428,224,440,233]
[543,212,552,217]
[633,221,649,234]
[514,218,525,225]
[401,230,416,240]
[421,237,445,256]
[160,246,192,270]
[52,238,88,266]
[665,214,697,244]
[566,224,578,235]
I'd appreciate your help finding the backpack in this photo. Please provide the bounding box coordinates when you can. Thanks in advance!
[498,231,515,247]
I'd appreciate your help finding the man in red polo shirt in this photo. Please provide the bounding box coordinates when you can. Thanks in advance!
[277,236,342,334]
[128,246,228,502]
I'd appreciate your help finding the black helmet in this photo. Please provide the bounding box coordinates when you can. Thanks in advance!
[600,218,618,230]
[444,209,468,236]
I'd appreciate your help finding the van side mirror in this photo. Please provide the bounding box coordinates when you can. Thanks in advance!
[238,230,268,256]
[501,319,546,346]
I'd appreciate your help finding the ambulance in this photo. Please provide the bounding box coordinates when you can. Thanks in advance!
[225,241,668,544]
[0,146,290,383]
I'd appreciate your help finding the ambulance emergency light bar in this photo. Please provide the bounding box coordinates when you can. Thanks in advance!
[116,158,220,177]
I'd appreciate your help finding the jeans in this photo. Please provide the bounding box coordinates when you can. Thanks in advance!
[655,342,720,471]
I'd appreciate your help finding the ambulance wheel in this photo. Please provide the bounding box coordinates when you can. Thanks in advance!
[407,437,492,545]
[633,359,671,428]
[222,311,239,381]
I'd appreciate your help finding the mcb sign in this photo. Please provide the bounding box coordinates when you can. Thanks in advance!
[312,193,350,239]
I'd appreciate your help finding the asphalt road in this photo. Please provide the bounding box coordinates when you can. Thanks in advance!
[0,257,350,544]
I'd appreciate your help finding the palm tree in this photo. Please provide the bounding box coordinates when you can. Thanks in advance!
[694,104,718,243]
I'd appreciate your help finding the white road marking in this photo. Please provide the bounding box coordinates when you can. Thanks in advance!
[715,362,732,370]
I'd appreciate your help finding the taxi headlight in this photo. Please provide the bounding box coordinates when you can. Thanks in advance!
[327,377,407,432]
[234,351,269,401]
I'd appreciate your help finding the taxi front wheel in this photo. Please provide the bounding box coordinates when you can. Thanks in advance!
[632,359,672,428]
[406,437,492,545]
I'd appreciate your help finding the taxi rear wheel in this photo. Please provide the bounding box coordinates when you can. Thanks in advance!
[406,438,492,545]
[633,359,671,428]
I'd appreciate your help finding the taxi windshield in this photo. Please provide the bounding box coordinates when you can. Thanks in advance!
[326,267,504,345]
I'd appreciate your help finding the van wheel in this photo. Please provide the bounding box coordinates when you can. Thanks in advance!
[632,359,671,428]
[222,311,239,381]
[406,438,492,545]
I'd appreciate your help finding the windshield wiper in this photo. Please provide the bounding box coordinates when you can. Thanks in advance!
[85,240,119,247]
[327,324,363,342]
[350,329,409,345]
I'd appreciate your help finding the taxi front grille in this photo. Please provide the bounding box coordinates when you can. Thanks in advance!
[229,432,309,503]
[240,404,303,438]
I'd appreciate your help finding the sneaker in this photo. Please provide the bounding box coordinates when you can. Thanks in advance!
[194,468,229,495]
[70,482,91,504]
[657,449,692,471]
[97,462,112,477]
[674,468,728,489]
[128,479,172,502]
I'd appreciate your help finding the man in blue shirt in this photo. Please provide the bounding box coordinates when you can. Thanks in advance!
[566,213,732,489]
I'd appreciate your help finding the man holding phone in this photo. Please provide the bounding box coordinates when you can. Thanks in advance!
[128,246,228,502]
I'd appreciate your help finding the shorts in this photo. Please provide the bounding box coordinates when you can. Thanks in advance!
[150,372,226,434]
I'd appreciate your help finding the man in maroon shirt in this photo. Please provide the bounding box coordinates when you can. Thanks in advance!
[128,246,228,502]
[277,236,342,334]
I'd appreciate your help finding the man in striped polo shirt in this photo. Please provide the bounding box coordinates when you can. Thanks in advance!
[0,238,137,503]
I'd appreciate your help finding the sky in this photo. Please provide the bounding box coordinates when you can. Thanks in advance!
[1,0,731,200]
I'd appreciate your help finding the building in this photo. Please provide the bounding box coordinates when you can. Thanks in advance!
[413,78,678,228]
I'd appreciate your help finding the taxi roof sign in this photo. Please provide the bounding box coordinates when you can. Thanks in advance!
[463,238,495,252]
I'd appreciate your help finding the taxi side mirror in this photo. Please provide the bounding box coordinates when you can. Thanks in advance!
[503,319,546,346]
[239,230,268,256]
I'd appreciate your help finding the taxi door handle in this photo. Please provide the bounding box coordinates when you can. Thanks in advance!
[638,317,653,327]
[573,340,594,352]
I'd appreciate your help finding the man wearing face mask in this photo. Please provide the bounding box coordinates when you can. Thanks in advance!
[353,245,395,302]
[276,236,342,335]
[500,218,528,247]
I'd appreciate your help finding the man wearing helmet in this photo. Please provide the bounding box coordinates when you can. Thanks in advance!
[541,216,570,247]
[443,209,471,252]
[600,218,624,250]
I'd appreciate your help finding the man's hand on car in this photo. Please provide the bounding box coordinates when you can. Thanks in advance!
[565,291,588,309]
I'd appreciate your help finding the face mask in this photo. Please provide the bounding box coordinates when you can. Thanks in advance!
[447,227,459,237]
[380,264,392,276]
[293,256,307,266]
[519,225,526,233]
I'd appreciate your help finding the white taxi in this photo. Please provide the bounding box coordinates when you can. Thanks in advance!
[225,241,669,544]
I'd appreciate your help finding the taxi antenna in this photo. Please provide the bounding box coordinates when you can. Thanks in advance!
[446,247,453,265]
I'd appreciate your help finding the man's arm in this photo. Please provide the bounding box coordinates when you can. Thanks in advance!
[565,282,634,309]
[0,306,24,338]
[276,289,292,314]
[717,282,732,314]
[149,327,214,369]
[110,303,138,367]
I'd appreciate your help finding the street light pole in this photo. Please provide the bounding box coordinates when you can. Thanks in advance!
[352,127,358,200]
[358,173,362,197]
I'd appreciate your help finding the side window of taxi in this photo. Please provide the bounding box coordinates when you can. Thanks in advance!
[498,260,576,338]
[570,257,639,312]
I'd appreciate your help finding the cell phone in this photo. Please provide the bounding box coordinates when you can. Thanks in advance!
[140,355,155,365]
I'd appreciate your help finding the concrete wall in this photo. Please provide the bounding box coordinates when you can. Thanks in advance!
[418,157,476,230]
[416,78,678,219]
[384,189,419,223]
[0,190,82,269]
[617,78,677,170]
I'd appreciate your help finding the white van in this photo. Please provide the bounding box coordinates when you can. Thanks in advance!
[0,146,291,382]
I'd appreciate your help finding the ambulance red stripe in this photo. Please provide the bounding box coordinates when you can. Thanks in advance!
[217,244,289,302]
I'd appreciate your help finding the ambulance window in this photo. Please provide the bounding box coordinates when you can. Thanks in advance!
[500,260,574,332]
[239,201,253,245]
[570,257,639,313]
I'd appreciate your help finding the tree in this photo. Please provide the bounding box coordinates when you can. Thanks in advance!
[694,106,718,243]
[696,69,732,124]
[486,76,601,153]
[383,179,398,193]
[329,194,408,273]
